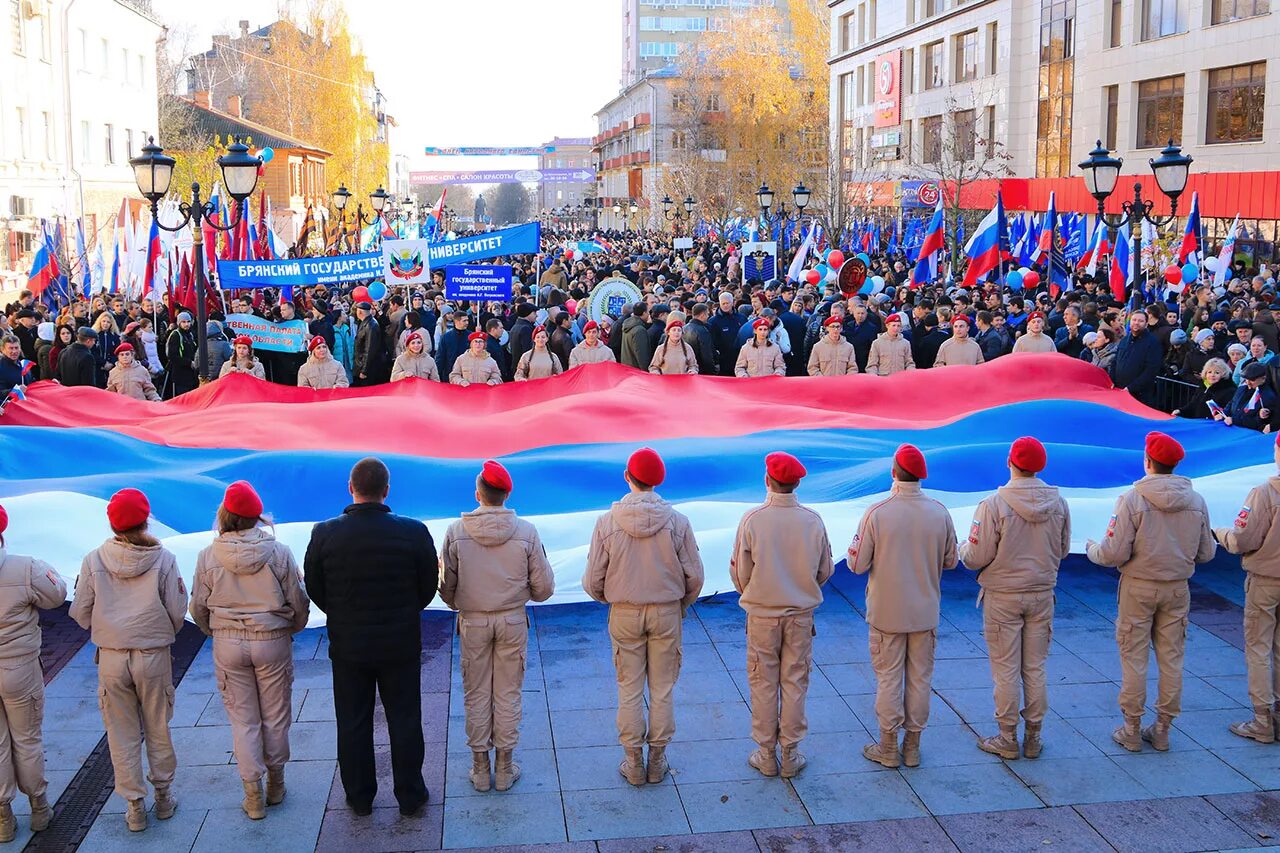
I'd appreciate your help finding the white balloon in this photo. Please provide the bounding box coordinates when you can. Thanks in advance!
[1204,257,1220,273]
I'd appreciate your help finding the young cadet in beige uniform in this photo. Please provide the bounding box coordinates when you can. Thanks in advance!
[807,316,858,376]
[1087,431,1216,752]
[1012,312,1056,353]
[297,337,351,389]
[569,321,616,368]
[735,319,786,377]
[851,444,957,768]
[731,453,834,778]
[390,331,441,382]
[69,489,188,832]
[865,314,916,376]
[450,332,503,385]
[1214,433,1280,743]
[190,481,310,820]
[0,505,67,841]
[106,343,162,400]
[583,448,704,786]
[440,461,555,792]
[933,316,985,367]
[959,437,1070,760]
[649,320,698,375]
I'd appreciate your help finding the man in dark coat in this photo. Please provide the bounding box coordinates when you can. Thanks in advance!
[352,301,387,386]
[707,291,745,376]
[912,313,949,369]
[777,299,807,376]
[0,334,33,397]
[304,457,438,816]
[507,303,536,372]
[435,312,472,379]
[55,327,98,388]
[620,302,652,370]
[549,311,574,371]
[684,303,718,374]
[1111,311,1163,406]
[842,303,881,373]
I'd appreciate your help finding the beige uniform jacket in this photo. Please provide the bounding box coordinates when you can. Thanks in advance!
[583,491,705,609]
[850,482,958,633]
[807,337,858,376]
[731,493,834,617]
[106,362,161,401]
[390,351,441,382]
[934,337,985,367]
[450,352,503,385]
[1214,475,1280,578]
[440,507,555,611]
[866,335,915,376]
[0,548,68,661]
[515,349,564,381]
[218,358,266,380]
[1013,332,1056,353]
[649,340,698,375]
[959,478,1071,593]
[569,341,616,368]
[297,355,349,389]
[1086,474,1216,581]
[735,342,785,377]
[69,539,188,650]
[190,527,310,640]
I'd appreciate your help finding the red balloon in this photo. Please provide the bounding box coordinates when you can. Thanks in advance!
[805,269,821,285]
[827,251,845,269]
[564,250,574,260]
[1022,271,1040,288]
[1163,265,1182,286]
[352,286,370,303]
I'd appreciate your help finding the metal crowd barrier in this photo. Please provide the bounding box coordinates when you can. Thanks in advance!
[1153,375,1200,414]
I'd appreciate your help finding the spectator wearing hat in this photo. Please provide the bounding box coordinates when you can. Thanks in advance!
[1012,312,1055,354]
[55,327,98,388]
[450,332,503,386]
[736,317,786,377]
[514,325,563,381]
[960,438,1070,761]
[352,300,387,386]
[934,315,985,367]
[866,313,916,376]
[1086,432,1215,753]
[850,444,958,769]
[33,321,54,380]
[390,330,441,382]
[164,313,199,398]
[732,452,833,779]
[1183,328,1222,380]
[582,448,704,787]
[1110,311,1163,406]
[507,303,537,372]
[808,315,858,376]
[1164,329,1193,379]
[620,302,653,371]
[1221,362,1276,431]
[440,461,554,793]
[69,489,188,832]
[190,481,309,821]
[649,318,698,375]
[201,320,234,383]
[569,320,616,368]
[1174,358,1236,419]
[0,503,67,841]
[10,310,37,362]
[297,337,350,389]
[106,343,161,401]
[219,335,266,380]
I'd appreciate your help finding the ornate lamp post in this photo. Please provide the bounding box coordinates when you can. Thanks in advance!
[661,194,696,234]
[330,184,391,250]
[757,182,810,227]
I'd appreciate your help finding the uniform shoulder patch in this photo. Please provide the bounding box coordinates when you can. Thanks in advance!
[1106,515,1118,538]
[45,570,59,587]
[848,533,861,560]
[1236,506,1252,529]
[968,519,981,545]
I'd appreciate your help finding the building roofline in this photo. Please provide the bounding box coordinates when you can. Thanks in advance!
[181,97,333,155]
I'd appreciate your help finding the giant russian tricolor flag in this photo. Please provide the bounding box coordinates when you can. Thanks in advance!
[0,358,1268,624]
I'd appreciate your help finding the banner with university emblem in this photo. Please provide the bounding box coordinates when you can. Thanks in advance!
[741,241,778,283]
[383,239,431,287]
[583,276,643,323]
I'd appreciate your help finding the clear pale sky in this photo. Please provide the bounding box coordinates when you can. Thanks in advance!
[149,0,623,174]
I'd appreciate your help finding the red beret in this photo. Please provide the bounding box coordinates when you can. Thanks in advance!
[886,313,904,325]
[823,315,843,328]
[233,335,253,348]
[666,319,684,331]
[223,480,263,518]
[1028,311,1045,322]
[480,460,512,492]
[1009,436,1047,473]
[307,336,326,353]
[894,444,928,479]
[1145,431,1185,467]
[583,320,599,333]
[123,322,141,336]
[107,488,150,533]
[468,331,487,343]
[627,447,666,487]
[113,342,134,355]
[0,504,7,536]
[766,451,807,484]
[952,315,970,326]
[752,317,771,331]
[406,330,424,345]
[532,325,546,338]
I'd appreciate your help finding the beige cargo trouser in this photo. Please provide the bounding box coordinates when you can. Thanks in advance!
[869,627,937,733]
[97,647,176,802]
[0,654,47,806]
[982,590,1054,727]
[212,635,294,782]
[1116,575,1189,719]
[1242,574,1280,709]
[746,612,815,750]
[458,608,528,751]
[609,602,682,748]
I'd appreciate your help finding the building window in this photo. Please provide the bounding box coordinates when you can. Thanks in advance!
[903,47,915,94]
[1206,62,1265,143]
[1141,0,1183,40]
[672,92,690,112]
[80,120,90,164]
[705,93,721,112]
[840,11,856,51]
[125,128,134,156]
[100,38,108,75]
[11,0,24,55]
[1104,84,1118,150]
[1136,74,1184,148]
[104,123,114,164]
[1213,0,1269,22]
[903,119,913,164]
[986,23,998,75]
[985,105,997,150]
[953,109,977,160]
[671,131,687,150]
[15,107,26,158]
[923,40,944,90]
[1036,0,1076,177]
[954,30,978,82]
[1109,0,1122,46]
[922,115,942,164]
[926,0,945,15]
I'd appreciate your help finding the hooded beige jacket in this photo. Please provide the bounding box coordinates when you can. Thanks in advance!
[1215,475,1280,578]
[190,527,310,640]
[583,491,704,609]
[440,506,555,611]
[959,478,1071,593]
[1086,474,1216,581]
[297,354,350,389]
[69,538,188,650]
[731,493,834,616]
[0,548,68,660]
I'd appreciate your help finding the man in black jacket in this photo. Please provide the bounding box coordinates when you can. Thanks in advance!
[684,303,718,374]
[304,457,437,817]
[1111,311,1163,406]
[352,301,386,386]
[56,327,98,387]
[707,291,745,376]
[507,303,536,371]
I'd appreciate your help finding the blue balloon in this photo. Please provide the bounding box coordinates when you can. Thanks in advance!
[1181,263,1198,284]
[814,263,830,280]
[1006,269,1024,291]
[260,147,274,163]
[856,253,871,266]
[367,281,387,301]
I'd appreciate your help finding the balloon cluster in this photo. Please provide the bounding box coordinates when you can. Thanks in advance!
[1003,267,1039,291]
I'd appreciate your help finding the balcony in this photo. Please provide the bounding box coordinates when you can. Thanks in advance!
[633,112,651,127]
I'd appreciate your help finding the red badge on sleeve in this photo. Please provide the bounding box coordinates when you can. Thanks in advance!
[968,519,981,545]
[1106,515,1118,538]
[1236,506,1252,529]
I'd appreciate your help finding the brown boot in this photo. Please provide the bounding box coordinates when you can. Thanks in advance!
[977,726,1020,760]
[902,730,922,768]
[28,793,51,831]
[241,779,266,820]
[125,798,147,832]
[494,749,521,792]
[469,751,491,793]
[779,746,807,778]
[1141,715,1173,752]
[1022,723,1043,759]
[0,803,14,843]
[1232,706,1277,744]
[645,746,668,784]
[265,767,286,806]
[862,730,901,768]
[618,747,645,786]
[153,785,177,820]
[748,746,778,777]
[1112,716,1143,752]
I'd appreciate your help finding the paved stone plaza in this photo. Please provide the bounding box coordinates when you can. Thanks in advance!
[25,554,1280,852]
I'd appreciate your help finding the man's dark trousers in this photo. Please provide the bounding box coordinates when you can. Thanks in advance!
[332,658,426,811]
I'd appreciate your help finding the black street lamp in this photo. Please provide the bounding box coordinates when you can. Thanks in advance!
[612,198,639,230]
[1078,138,1193,294]
[661,194,696,235]
[330,184,391,251]
[129,135,261,382]
[757,182,809,227]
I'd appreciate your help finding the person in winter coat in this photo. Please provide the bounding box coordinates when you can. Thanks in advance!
[190,482,309,821]
[89,311,122,388]
[735,318,786,377]
[55,327,98,388]
[514,326,563,381]
[450,332,503,386]
[866,314,916,376]
[0,336,32,399]
[1233,337,1276,386]
[164,313,199,397]
[1220,362,1277,432]
[34,322,54,381]
[202,321,234,382]
[47,324,74,378]
[842,303,881,372]
[0,503,68,841]
[548,312,574,371]
[1110,312,1163,406]
[440,461,555,792]
[435,313,473,380]
[69,489,188,833]
[649,319,698,375]
[620,303,653,371]
[297,337,351,389]
[975,312,1006,362]
[934,316,985,367]
[1012,312,1056,354]
[352,302,387,386]
[218,336,266,380]
[1181,329,1221,381]
[332,311,355,382]
[683,304,718,374]
[507,304,536,374]
[1174,358,1237,419]
[569,320,616,368]
[106,343,161,401]
[808,315,858,375]
[390,331,441,382]
[708,292,746,376]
